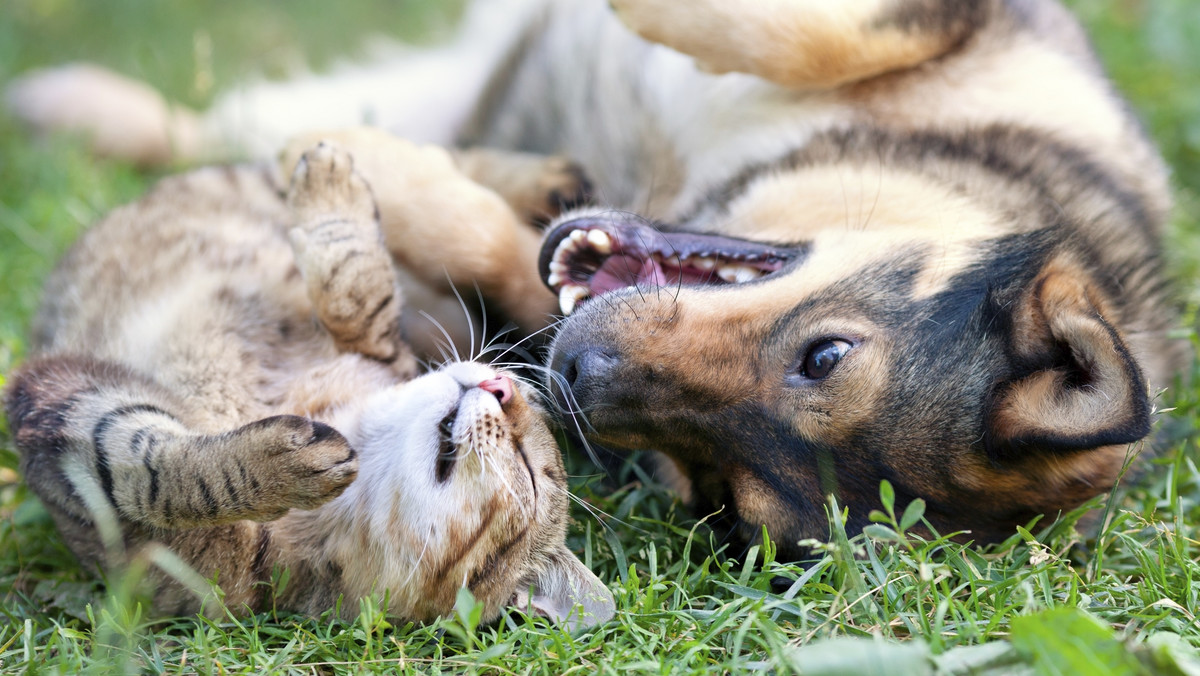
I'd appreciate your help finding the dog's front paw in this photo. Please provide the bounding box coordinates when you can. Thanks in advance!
[609,0,747,77]
[609,0,693,57]
[530,157,594,226]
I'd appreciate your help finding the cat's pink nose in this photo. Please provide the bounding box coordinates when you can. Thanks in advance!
[478,375,513,405]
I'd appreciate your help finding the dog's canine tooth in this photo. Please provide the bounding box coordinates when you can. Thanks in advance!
[552,237,577,265]
[586,229,613,254]
[558,285,589,315]
[734,267,758,283]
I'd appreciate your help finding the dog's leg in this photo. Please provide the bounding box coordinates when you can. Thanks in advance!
[610,0,990,89]
[451,149,593,226]
[6,0,545,166]
[281,127,557,335]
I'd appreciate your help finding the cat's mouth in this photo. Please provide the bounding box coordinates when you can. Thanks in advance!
[538,215,801,315]
[430,374,531,490]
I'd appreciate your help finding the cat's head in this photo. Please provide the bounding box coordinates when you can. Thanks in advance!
[327,361,614,629]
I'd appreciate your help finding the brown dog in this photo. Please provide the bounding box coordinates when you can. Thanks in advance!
[8,0,1188,556]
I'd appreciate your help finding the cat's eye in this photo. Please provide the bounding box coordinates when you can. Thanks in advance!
[799,339,852,380]
[435,410,457,483]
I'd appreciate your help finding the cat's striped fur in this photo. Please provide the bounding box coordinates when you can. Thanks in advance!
[5,140,612,627]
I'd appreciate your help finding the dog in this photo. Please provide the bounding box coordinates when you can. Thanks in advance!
[7,0,1188,557]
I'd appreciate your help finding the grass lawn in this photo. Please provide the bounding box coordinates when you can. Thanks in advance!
[3,0,1200,673]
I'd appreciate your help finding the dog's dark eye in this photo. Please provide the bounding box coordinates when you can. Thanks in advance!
[801,339,852,380]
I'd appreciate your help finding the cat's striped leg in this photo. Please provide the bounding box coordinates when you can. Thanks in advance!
[287,142,416,375]
[281,127,557,334]
[5,356,358,534]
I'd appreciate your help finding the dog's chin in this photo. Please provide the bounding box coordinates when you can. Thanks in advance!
[538,213,804,316]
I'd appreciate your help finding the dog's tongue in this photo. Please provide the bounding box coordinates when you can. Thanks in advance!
[591,254,667,294]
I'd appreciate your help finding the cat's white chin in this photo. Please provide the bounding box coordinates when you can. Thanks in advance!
[320,361,532,553]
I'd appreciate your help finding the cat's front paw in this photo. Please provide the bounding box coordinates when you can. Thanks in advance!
[287,142,378,232]
[237,415,359,518]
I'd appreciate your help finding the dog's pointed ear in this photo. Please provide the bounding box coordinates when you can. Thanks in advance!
[986,260,1151,459]
[522,545,614,631]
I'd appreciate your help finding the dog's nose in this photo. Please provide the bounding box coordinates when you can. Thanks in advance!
[556,345,620,404]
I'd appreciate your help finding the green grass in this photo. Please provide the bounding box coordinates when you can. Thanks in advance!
[2,0,1200,673]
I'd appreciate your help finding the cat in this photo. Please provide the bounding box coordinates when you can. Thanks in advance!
[4,136,613,628]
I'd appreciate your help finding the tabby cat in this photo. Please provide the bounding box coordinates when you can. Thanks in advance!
[4,137,613,628]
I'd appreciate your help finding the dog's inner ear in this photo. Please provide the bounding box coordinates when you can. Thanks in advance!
[986,260,1151,459]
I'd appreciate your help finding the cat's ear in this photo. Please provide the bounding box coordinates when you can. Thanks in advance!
[525,545,614,630]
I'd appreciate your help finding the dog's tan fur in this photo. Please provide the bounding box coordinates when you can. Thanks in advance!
[7,0,1188,556]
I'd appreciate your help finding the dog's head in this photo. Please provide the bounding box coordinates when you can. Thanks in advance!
[540,128,1168,557]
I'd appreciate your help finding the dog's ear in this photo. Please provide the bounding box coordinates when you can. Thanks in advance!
[986,258,1151,459]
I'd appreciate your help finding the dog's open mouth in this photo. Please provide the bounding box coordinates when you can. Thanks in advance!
[539,216,800,315]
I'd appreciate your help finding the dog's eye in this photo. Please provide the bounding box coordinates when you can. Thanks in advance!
[801,339,852,380]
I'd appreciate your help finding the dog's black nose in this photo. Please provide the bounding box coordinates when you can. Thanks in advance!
[555,344,620,408]
[559,345,619,391]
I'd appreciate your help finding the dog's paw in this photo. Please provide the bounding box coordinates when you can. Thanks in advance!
[609,0,686,54]
[6,63,179,165]
[609,0,742,77]
[287,142,378,230]
[236,415,359,517]
[530,157,594,226]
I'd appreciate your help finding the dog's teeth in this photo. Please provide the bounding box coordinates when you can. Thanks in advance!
[552,237,577,264]
[558,285,589,315]
[550,260,569,275]
[547,271,564,287]
[586,229,613,254]
[693,256,716,271]
[716,263,760,283]
[734,267,758,283]
[570,229,587,244]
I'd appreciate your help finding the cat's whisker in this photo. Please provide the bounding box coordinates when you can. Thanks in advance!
[474,315,565,365]
[475,438,519,503]
[400,523,435,588]
[440,271,478,363]
[470,281,488,363]
[548,481,650,536]
[418,310,463,366]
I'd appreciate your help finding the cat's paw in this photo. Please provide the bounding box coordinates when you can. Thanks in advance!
[239,415,359,516]
[287,142,378,231]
